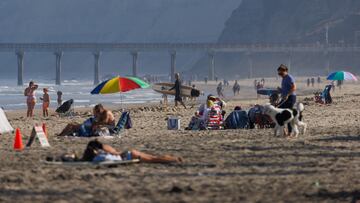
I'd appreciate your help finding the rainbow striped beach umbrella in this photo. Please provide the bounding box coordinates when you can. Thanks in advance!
[327,71,358,81]
[91,76,150,95]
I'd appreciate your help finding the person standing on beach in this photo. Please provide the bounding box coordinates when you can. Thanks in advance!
[311,78,315,87]
[317,76,321,85]
[170,73,186,109]
[233,80,240,96]
[57,91,63,106]
[24,81,38,118]
[261,78,265,87]
[217,82,225,98]
[277,64,296,135]
[40,88,50,117]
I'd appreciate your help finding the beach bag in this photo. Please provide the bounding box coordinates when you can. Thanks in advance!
[191,89,200,97]
[225,110,249,129]
[168,116,181,130]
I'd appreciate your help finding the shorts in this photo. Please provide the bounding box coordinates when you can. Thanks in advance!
[175,95,182,102]
[43,102,49,110]
[93,153,122,162]
[120,151,132,160]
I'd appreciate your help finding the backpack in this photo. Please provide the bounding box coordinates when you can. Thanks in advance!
[225,110,249,129]
[191,88,200,97]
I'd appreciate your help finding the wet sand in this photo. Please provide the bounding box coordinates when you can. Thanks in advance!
[0,78,360,203]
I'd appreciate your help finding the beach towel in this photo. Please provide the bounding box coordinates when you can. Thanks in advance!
[225,110,249,129]
[42,159,140,167]
[0,108,14,134]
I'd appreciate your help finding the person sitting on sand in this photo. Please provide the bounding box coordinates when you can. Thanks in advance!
[24,81,38,118]
[54,139,183,163]
[58,104,115,137]
[40,88,50,117]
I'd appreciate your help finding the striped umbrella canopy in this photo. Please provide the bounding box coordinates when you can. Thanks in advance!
[326,71,358,81]
[91,76,150,94]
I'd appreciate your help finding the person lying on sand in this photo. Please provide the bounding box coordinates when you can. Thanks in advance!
[50,139,183,163]
[58,104,115,137]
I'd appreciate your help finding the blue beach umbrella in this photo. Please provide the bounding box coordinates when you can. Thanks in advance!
[327,71,358,81]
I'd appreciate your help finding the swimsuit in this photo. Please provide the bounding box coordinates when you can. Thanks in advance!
[26,89,36,106]
[43,101,49,110]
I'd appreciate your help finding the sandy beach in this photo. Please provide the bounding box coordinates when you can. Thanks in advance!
[1,78,360,203]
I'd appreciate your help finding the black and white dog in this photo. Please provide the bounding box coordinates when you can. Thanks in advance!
[263,103,307,137]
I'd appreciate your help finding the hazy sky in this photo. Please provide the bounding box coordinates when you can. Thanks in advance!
[0,0,241,80]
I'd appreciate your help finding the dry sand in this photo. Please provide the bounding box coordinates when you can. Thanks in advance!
[1,78,360,203]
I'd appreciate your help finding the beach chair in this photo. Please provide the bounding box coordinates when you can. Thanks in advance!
[206,105,224,130]
[109,111,132,136]
[0,107,14,134]
[56,99,75,117]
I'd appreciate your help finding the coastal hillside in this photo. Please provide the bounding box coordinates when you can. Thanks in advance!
[191,0,360,78]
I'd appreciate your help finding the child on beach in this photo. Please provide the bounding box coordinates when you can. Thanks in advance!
[57,91,63,106]
[40,88,50,117]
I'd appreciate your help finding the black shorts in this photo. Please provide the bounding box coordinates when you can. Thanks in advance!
[175,95,182,102]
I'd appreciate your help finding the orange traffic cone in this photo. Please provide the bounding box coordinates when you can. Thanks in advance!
[13,128,24,151]
[42,123,47,138]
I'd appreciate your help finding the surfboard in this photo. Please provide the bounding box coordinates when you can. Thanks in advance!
[152,83,201,97]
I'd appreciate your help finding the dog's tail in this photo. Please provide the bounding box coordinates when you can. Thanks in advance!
[296,102,305,112]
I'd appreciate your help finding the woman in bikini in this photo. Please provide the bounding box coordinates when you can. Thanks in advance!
[24,81,38,118]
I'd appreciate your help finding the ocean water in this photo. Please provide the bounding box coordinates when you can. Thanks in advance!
[0,79,163,110]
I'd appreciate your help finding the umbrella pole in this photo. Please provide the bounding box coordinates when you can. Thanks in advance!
[120,92,123,111]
